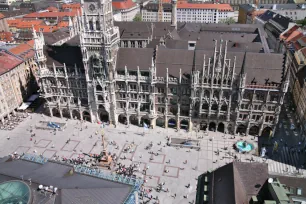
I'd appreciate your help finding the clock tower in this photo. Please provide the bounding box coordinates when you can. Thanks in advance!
[80,0,120,124]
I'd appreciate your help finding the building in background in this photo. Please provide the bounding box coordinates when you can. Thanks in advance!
[239,3,306,24]
[0,12,8,31]
[142,2,172,22]
[196,162,306,204]
[0,44,37,122]
[112,0,140,21]
[142,2,234,23]
[35,0,288,137]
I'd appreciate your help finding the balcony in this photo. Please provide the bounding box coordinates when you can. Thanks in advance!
[115,75,149,82]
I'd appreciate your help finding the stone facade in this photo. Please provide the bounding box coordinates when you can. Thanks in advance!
[36,0,288,137]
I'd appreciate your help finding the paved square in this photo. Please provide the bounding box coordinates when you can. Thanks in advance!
[61,140,80,152]
[13,146,30,154]
[149,154,166,164]
[0,113,304,204]
[35,139,51,148]
[42,149,57,158]
[144,175,160,188]
[163,165,180,178]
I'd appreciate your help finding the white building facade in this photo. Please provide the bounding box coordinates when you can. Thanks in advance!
[142,3,234,23]
[177,4,234,23]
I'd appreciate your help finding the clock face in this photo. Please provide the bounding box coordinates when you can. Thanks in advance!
[88,3,96,12]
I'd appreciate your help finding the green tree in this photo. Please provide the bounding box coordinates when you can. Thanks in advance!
[296,18,306,26]
[133,14,142,22]
[219,17,236,24]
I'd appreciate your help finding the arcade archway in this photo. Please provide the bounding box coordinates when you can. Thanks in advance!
[249,126,259,136]
[209,122,216,131]
[180,119,189,129]
[156,117,165,127]
[118,114,127,124]
[168,118,176,128]
[236,124,247,134]
[217,122,225,133]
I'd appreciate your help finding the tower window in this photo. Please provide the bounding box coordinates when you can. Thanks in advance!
[89,21,94,31]
[96,21,100,30]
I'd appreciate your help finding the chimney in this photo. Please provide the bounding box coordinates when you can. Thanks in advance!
[171,0,177,29]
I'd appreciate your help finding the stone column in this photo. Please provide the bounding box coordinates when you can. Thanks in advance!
[69,110,73,119]
[165,116,168,128]
[49,107,53,117]
[151,117,156,128]
[188,119,193,132]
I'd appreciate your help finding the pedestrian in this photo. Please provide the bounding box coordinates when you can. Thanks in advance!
[174,193,176,198]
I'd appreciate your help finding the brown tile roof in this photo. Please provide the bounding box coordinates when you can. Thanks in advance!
[16,20,43,29]
[34,24,58,33]
[0,31,13,42]
[57,21,69,28]
[27,39,34,48]
[9,42,35,60]
[177,3,233,11]
[46,6,59,12]
[24,11,79,18]
[62,3,81,11]
[7,18,23,27]
[0,51,23,75]
[112,0,137,10]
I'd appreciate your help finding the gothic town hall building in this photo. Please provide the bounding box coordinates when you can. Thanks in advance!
[34,0,289,137]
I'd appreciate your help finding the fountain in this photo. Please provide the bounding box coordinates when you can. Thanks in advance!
[235,140,254,153]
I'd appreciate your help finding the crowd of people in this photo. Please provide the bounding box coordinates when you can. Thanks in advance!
[1,112,29,131]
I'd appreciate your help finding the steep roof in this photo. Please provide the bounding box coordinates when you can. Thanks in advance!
[116,45,283,84]
[43,44,84,68]
[0,31,13,42]
[9,42,35,60]
[116,48,154,70]
[24,11,79,18]
[43,29,70,44]
[112,0,137,10]
[207,162,268,204]
[0,51,23,76]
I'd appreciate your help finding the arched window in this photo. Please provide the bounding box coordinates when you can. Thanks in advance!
[96,21,100,30]
[96,85,102,91]
[89,21,94,30]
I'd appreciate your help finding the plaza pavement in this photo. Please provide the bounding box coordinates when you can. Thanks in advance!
[0,113,305,204]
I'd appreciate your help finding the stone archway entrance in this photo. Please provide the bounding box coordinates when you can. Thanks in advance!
[141,115,150,127]
[99,111,109,122]
[72,110,81,120]
[118,114,127,124]
[168,118,176,128]
[209,122,216,131]
[180,119,189,130]
[227,124,232,134]
[129,115,138,126]
[52,108,60,117]
[217,122,225,133]
[156,117,165,127]
[62,108,70,118]
[262,126,273,137]
[236,124,247,135]
[83,111,91,122]
[249,126,259,136]
[200,122,207,131]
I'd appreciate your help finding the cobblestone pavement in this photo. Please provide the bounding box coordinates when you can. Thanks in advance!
[0,113,305,204]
